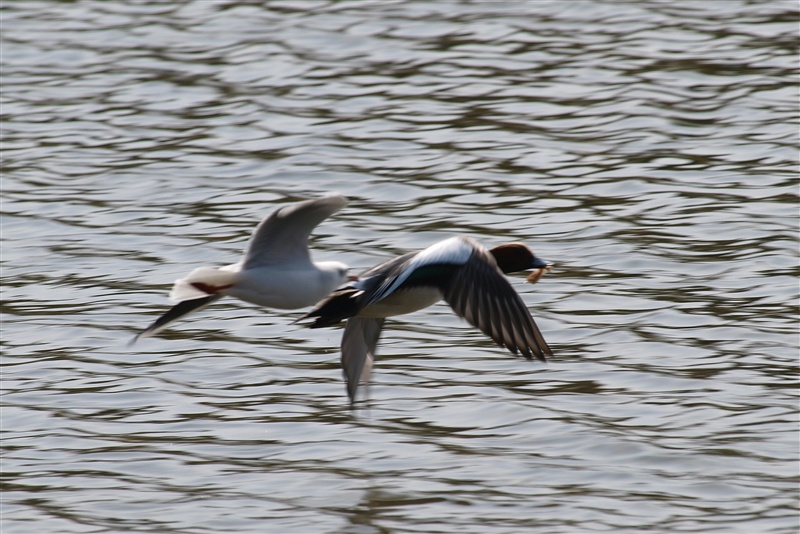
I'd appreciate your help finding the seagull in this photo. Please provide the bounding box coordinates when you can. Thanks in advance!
[301,236,553,403]
[133,195,352,343]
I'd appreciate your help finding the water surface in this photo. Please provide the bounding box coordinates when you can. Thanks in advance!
[2,1,798,533]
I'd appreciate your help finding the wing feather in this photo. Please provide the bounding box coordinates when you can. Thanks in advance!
[242,195,347,269]
[443,247,551,361]
[365,237,472,305]
[131,295,221,344]
[340,317,385,405]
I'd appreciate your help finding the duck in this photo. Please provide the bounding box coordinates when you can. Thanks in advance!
[301,236,553,403]
[132,195,352,343]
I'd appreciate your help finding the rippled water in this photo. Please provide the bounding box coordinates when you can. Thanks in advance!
[2,1,798,533]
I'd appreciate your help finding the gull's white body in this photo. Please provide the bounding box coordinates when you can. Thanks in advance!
[171,261,347,310]
[133,195,350,342]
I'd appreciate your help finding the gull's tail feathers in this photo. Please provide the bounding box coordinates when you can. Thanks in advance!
[168,265,240,303]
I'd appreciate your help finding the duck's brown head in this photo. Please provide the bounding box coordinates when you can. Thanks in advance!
[490,243,552,283]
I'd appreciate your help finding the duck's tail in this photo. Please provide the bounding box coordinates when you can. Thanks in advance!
[297,288,364,328]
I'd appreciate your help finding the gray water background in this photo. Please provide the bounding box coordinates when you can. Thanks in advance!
[2,1,798,533]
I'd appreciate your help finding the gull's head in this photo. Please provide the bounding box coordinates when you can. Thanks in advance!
[319,261,355,288]
[490,243,552,283]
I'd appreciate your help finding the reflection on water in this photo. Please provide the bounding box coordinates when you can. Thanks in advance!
[2,1,798,533]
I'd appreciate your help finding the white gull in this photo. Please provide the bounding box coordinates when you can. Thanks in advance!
[133,195,351,343]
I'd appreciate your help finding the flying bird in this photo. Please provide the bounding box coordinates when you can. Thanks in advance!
[302,236,553,403]
[133,195,351,343]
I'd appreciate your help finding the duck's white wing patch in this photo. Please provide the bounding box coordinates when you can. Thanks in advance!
[410,236,474,267]
[367,237,474,305]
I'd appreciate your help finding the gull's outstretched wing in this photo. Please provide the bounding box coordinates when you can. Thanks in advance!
[242,195,347,269]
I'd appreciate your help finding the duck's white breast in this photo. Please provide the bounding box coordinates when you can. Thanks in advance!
[359,286,443,318]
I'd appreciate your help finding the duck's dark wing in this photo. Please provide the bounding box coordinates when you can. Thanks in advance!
[340,317,385,405]
[443,249,551,361]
